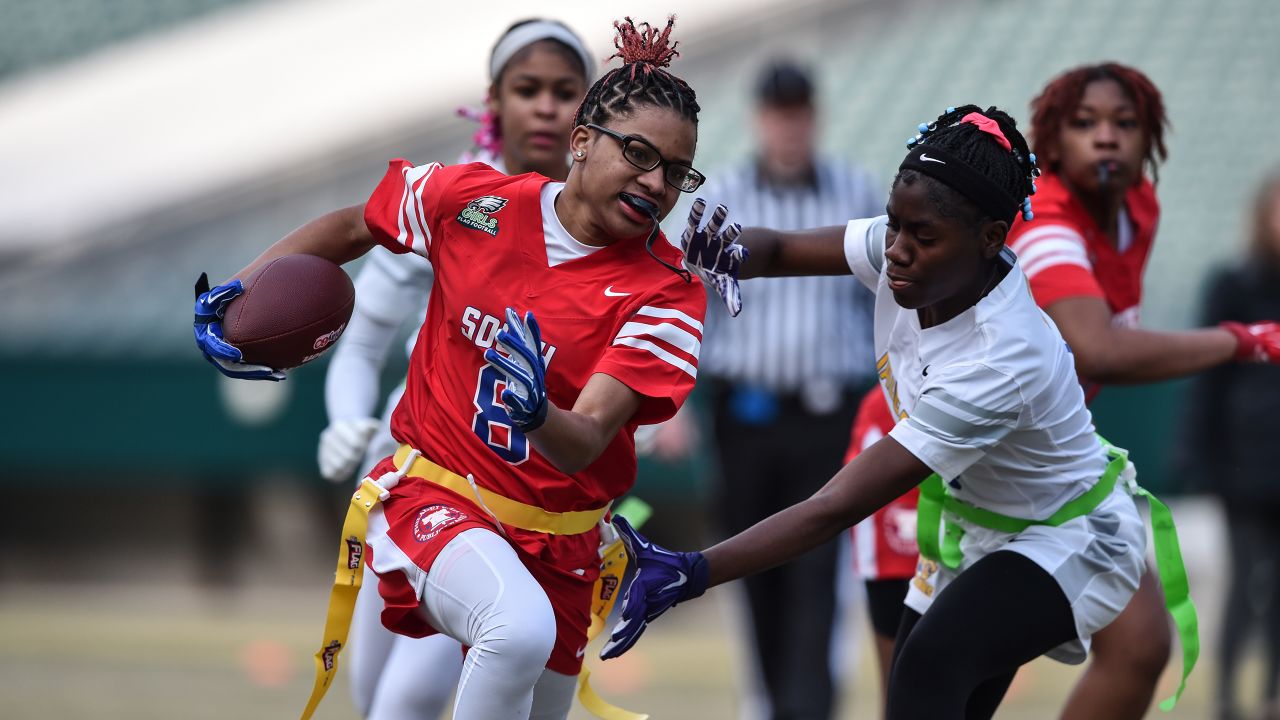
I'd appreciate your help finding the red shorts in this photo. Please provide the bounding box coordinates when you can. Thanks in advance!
[845,388,919,581]
[851,489,919,581]
[363,454,598,676]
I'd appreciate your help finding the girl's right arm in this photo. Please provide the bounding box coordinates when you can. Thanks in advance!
[1045,295,1238,383]
[702,435,930,585]
[230,205,377,283]
[737,225,853,279]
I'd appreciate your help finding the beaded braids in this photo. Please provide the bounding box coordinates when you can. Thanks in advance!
[897,105,1040,228]
[1029,63,1169,179]
[572,16,700,129]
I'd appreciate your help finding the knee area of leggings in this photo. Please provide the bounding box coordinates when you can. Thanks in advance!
[890,630,952,679]
[473,593,557,665]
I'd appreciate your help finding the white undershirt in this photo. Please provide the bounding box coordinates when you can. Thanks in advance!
[540,182,604,267]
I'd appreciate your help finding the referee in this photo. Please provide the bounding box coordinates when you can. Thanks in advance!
[699,60,881,720]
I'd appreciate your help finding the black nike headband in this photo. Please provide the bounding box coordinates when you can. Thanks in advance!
[898,144,1021,224]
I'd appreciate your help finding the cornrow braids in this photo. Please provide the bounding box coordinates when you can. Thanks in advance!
[572,16,700,129]
[895,104,1039,229]
[1029,63,1169,179]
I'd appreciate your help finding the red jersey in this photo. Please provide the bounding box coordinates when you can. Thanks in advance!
[363,160,706,546]
[1007,173,1160,398]
[845,388,918,581]
[1007,172,1159,325]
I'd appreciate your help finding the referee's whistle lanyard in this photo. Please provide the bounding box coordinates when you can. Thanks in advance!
[914,436,1199,712]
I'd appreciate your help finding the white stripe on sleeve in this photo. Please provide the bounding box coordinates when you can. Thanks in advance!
[612,336,698,378]
[634,305,704,332]
[1010,225,1092,278]
[396,163,440,254]
[616,320,702,358]
[843,215,888,290]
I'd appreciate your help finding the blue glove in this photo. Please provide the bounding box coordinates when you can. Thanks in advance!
[193,273,285,381]
[483,308,548,431]
[680,198,747,317]
[599,516,710,660]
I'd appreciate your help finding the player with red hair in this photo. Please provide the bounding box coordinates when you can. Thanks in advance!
[1010,62,1280,719]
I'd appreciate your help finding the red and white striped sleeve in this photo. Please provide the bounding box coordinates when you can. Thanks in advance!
[1007,222,1105,308]
[363,159,456,258]
[594,296,707,425]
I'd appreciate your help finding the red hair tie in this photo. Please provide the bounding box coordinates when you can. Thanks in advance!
[961,112,1011,151]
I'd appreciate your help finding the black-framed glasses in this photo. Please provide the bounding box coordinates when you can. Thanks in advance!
[587,123,706,193]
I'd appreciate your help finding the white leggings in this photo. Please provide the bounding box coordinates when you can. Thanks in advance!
[419,527,577,720]
[348,563,462,719]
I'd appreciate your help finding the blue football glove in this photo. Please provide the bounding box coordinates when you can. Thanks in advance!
[193,272,285,381]
[599,516,710,660]
[483,308,548,431]
[680,198,747,317]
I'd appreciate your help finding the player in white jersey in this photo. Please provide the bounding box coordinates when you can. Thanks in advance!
[317,19,593,720]
[599,106,1195,718]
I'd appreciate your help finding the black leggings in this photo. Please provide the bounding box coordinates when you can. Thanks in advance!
[885,550,1077,719]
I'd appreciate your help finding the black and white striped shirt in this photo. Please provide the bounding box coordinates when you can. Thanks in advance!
[698,158,882,392]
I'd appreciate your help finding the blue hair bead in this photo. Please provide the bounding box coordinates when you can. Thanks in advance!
[1029,153,1037,165]
[917,123,929,133]
[1031,181,1038,194]
[1023,209,1035,221]
[946,106,955,113]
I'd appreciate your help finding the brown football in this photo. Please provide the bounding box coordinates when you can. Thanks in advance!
[222,254,355,369]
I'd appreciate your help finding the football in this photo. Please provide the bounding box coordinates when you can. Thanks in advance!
[222,254,355,369]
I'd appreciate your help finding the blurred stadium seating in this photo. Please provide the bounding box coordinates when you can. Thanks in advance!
[3,0,1276,493]
[0,0,263,79]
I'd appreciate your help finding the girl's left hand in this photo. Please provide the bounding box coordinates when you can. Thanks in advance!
[484,308,549,431]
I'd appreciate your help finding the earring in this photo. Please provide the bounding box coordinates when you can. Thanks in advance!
[575,151,584,158]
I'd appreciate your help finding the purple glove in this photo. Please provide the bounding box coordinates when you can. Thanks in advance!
[599,516,710,660]
[680,198,747,317]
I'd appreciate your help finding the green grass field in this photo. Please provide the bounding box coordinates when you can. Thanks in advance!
[0,579,1232,719]
[0,494,1265,719]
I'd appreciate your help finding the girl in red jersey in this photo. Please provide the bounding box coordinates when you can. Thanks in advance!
[194,17,728,720]
[317,19,594,720]
[1007,63,1280,720]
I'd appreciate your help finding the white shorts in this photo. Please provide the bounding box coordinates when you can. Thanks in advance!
[905,484,1146,664]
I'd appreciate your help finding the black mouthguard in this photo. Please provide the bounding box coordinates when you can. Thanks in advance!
[620,192,691,283]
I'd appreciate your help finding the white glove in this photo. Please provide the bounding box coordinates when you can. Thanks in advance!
[318,417,381,482]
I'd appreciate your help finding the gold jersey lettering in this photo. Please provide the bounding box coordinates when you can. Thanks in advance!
[876,352,909,420]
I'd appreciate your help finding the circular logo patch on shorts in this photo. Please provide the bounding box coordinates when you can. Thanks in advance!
[883,505,919,556]
[413,504,468,543]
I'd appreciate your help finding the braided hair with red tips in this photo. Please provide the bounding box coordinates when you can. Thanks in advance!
[1029,63,1169,179]
[572,16,700,128]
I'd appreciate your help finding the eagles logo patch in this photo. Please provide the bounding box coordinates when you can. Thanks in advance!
[457,195,508,236]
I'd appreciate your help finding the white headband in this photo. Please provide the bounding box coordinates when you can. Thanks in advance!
[489,21,595,84]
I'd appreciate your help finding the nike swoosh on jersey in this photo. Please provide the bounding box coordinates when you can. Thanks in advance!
[604,286,631,297]
[919,154,946,164]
